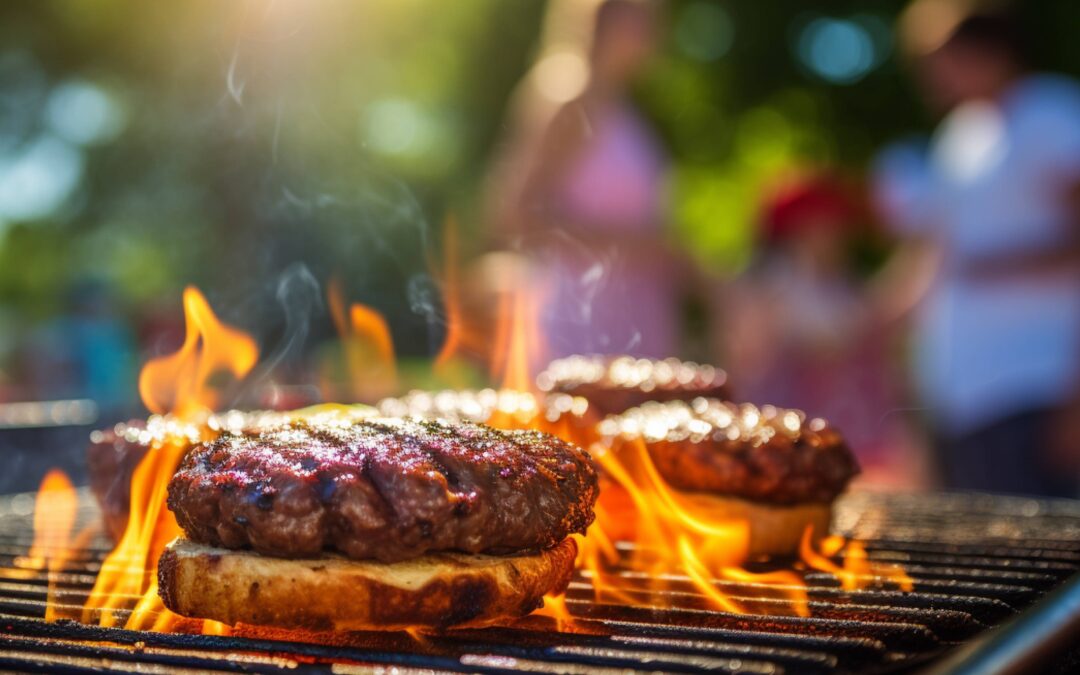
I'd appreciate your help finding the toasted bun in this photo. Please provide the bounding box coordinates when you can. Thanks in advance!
[158,537,577,632]
[679,492,833,557]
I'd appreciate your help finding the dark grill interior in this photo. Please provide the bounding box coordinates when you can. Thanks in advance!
[1,489,1079,673]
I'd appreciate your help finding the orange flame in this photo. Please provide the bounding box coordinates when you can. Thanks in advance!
[327,279,398,401]
[433,215,463,376]
[26,470,77,569]
[139,287,258,419]
[533,592,575,631]
[82,287,258,633]
[479,277,808,620]
[21,470,78,621]
[584,439,810,617]
[800,526,914,592]
[489,289,544,393]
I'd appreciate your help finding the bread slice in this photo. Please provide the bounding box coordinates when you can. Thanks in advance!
[158,537,576,632]
[679,492,833,557]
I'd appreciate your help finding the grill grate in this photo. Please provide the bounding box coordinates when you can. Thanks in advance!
[0,489,1078,673]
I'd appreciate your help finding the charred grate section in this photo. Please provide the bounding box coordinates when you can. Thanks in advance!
[0,489,1078,673]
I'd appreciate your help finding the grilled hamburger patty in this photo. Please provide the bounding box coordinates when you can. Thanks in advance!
[537,355,731,415]
[167,418,598,563]
[600,399,858,504]
[87,421,150,542]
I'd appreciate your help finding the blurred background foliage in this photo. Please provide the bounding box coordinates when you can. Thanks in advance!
[0,0,1077,406]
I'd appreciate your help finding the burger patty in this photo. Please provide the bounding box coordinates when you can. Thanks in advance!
[87,421,151,542]
[537,355,731,415]
[167,417,598,563]
[86,411,280,542]
[599,399,858,504]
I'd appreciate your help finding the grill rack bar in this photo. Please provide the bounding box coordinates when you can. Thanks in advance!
[923,571,1080,675]
[0,490,1078,673]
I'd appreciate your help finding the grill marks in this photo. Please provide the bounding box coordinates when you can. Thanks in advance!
[1,487,1080,672]
[166,418,598,563]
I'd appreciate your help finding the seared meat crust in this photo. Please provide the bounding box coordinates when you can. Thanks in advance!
[167,418,597,563]
[601,399,858,504]
[538,355,731,415]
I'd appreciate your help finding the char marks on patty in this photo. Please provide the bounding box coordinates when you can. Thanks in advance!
[167,417,598,563]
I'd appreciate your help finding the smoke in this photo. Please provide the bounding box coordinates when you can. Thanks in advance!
[406,272,444,355]
[225,43,246,106]
[234,263,322,405]
[214,5,440,363]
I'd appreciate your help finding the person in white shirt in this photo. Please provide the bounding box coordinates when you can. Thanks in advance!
[874,5,1080,497]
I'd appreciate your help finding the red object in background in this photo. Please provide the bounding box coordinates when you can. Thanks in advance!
[761,176,861,243]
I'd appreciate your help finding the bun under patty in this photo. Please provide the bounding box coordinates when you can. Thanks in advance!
[159,415,597,631]
[159,536,578,631]
[598,399,858,555]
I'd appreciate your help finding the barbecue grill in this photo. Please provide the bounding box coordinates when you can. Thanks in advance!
[1,488,1078,673]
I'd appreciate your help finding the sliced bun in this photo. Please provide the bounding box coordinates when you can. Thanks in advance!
[158,537,577,631]
[678,492,832,557]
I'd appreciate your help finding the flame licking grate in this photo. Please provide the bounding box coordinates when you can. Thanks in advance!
[0,489,1078,673]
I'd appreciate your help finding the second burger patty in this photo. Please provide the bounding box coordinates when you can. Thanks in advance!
[167,417,598,563]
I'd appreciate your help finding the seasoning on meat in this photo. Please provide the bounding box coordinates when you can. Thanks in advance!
[167,417,598,563]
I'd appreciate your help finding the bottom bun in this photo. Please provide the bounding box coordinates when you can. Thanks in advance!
[158,537,577,632]
[677,492,833,557]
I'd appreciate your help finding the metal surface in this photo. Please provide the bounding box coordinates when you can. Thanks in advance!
[0,488,1078,673]
[923,572,1080,675]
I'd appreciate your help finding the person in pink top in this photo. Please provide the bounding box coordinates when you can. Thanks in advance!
[489,0,679,361]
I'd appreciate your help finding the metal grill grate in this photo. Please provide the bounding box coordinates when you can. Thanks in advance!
[0,489,1078,674]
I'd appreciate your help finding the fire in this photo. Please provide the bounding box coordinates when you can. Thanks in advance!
[44,250,911,636]
[800,526,915,592]
[533,591,574,631]
[139,287,258,419]
[327,278,398,401]
[83,287,258,633]
[25,470,77,570]
[433,215,463,378]
[489,288,544,393]
[18,470,78,621]
[479,282,809,620]
[583,439,810,617]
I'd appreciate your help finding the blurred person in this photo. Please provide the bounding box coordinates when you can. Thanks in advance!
[485,0,681,361]
[727,174,923,486]
[873,4,1080,497]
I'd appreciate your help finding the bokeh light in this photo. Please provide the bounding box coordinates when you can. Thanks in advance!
[675,2,734,63]
[533,50,589,103]
[45,80,126,147]
[364,98,431,157]
[0,135,84,223]
[795,16,878,85]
